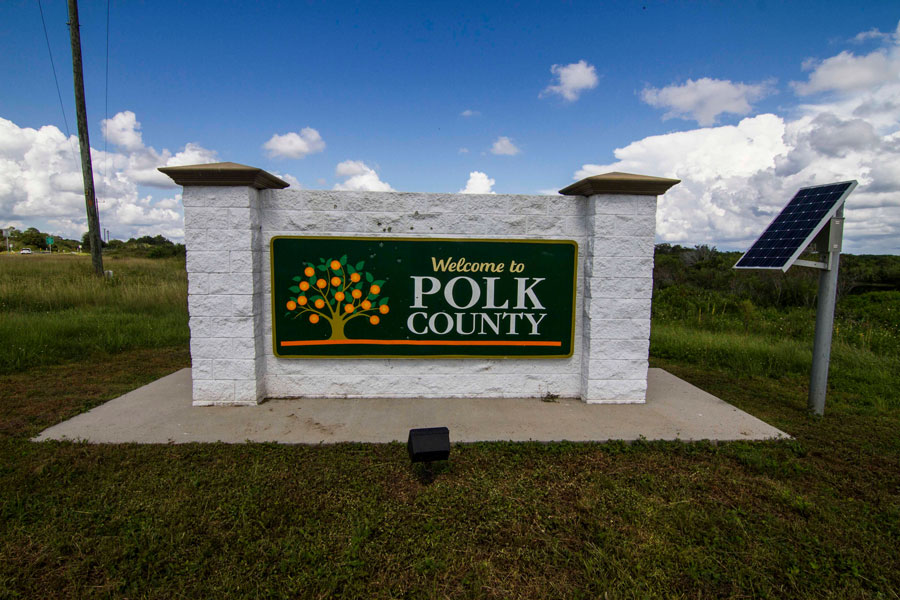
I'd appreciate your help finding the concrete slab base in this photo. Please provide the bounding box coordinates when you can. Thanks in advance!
[33,368,788,444]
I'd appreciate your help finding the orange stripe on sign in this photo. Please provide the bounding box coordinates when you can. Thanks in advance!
[281,339,562,347]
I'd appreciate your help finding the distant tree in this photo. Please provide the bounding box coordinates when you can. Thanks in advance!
[20,227,47,250]
[81,232,107,250]
[133,234,172,246]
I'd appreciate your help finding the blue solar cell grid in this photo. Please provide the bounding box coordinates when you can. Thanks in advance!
[735,182,853,270]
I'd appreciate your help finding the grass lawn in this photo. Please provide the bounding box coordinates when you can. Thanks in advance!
[1,255,898,598]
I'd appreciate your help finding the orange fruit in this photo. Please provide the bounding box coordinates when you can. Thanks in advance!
[309,314,319,324]
[335,291,345,301]
[379,304,389,314]
[369,315,380,325]
[361,300,371,310]
[315,298,325,309]
[331,276,341,286]
[370,284,381,294]
[330,259,341,270]
[304,266,314,277]
[286,300,297,311]
[297,296,307,306]
[350,272,361,282]
[316,278,326,289]
[351,289,362,299]
[344,304,354,313]
[299,281,310,291]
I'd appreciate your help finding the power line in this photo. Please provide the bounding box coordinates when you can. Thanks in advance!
[37,0,72,141]
[103,0,110,200]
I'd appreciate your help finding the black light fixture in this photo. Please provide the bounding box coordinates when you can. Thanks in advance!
[407,427,450,463]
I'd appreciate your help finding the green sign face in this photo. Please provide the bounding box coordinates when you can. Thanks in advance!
[271,236,578,358]
[46,237,53,245]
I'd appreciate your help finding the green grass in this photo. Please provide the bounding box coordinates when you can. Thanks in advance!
[0,254,898,598]
[650,323,899,411]
[0,254,187,374]
[651,286,900,411]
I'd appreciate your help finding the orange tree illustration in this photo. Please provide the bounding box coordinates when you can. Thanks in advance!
[284,255,389,340]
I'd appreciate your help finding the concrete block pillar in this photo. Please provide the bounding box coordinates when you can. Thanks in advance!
[559,172,680,403]
[159,162,289,405]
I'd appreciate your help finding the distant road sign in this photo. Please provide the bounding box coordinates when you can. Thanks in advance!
[46,237,54,246]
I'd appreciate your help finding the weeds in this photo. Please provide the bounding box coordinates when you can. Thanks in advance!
[0,255,187,373]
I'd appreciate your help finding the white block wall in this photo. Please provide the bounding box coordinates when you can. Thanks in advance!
[182,186,657,405]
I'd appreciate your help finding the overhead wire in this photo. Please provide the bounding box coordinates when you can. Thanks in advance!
[37,0,76,161]
[103,0,110,221]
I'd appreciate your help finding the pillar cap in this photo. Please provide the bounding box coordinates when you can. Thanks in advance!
[158,162,289,189]
[559,172,680,196]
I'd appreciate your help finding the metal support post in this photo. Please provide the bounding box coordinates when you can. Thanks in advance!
[808,211,843,416]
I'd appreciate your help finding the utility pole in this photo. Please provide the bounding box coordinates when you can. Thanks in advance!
[67,0,104,276]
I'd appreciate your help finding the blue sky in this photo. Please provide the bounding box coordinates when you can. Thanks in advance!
[1,1,899,253]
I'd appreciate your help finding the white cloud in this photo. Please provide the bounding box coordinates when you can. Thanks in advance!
[490,136,520,156]
[851,28,893,44]
[262,127,325,159]
[794,24,900,95]
[574,49,900,255]
[459,171,495,194]
[123,142,219,189]
[458,147,469,154]
[333,160,393,192]
[541,60,598,102]
[460,109,480,117]
[571,26,900,254]
[641,78,775,126]
[270,172,302,188]
[0,111,219,242]
[792,51,900,95]
[101,110,143,151]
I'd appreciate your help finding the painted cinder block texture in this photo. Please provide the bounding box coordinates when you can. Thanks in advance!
[258,188,589,403]
[165,163,679,405]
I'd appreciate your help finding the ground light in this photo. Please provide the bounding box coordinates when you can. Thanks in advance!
[407,427,451,463]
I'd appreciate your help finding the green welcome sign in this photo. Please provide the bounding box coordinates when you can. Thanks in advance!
[270,236,577,358]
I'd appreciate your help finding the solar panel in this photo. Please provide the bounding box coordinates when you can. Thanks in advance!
[734,181,856,271]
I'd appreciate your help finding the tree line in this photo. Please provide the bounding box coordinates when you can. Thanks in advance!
[654,243,900,309]
[1,226,184,259]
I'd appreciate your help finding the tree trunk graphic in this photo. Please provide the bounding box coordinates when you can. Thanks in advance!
[284,255,389,340]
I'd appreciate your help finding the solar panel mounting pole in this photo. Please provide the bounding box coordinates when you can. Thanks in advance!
[735,181,855,418]
[808,208,844,416]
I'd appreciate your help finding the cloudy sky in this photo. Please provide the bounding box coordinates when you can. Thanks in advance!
[1,2,898,253]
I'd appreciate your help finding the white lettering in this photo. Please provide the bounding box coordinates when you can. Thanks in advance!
[428,312,454,335]
[514,277,545,309]
[483,277,508,309]
[502,312,523,335]
[523,313,547,335]
[479,312,501,335]
[411,276,441,308]
[455,312,476,335]
[407,312,429,335]
[444,276,481,309]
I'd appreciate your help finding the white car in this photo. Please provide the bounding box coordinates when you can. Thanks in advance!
[19,248,32,254]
